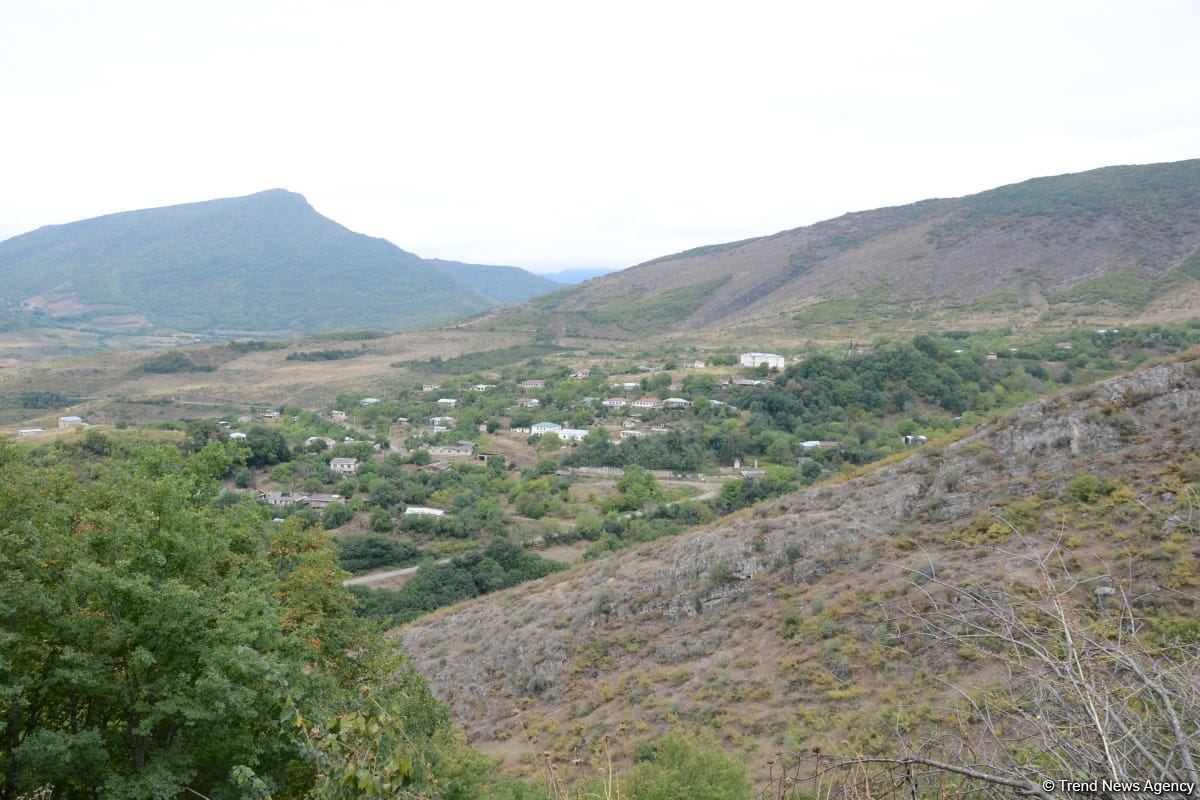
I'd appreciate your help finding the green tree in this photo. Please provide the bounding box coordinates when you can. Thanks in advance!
[623,732,753,800]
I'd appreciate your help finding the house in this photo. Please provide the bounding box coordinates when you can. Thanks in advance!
[615,381,641,391]
[421,461,453,473]
[57,415,84,428]
[637,363,662,372]
[330,457,359,476]
[622,418,640,429]
[582,396,600,405]
[217,420,230,427]
[683,359,706,369]
[631,397,662,410]
[395,417,409,425]
[619,429,646,439]
[360,397,381,406]
[531,421,563,435]
[16,428,43,438]
[570,368,591,379]
[521,379,546,389]
[663,398,692,409]
[262,410,281,419]
[229,431,247,440]
[305,436,337,449]
[258,491,303,508]
[421,443,475,458]
[557,428,589,442]
[517,397,541,409]
[436,398,458,408]
[740,352,786,370]
[1055,342,1074,350]
[470,384,494,392]
[331,410,347,422]
[421,383,441,392]
[985,352,998,361]
[901,434,929,445]
[305,493,342,511]
[734,379,770,387]
[428,416,457,427]
[404,506,445,516]
[602,397,628,408]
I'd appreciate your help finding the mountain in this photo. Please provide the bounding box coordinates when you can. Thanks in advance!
[401,351,1200,776]
[0,190,558,336]
[482,160,1200,337]
[540,267,619,284]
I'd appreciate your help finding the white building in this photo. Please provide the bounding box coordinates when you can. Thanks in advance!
[602,397,628,408]
[517,397,541,408]
[557,428,590,442]
[58,415,84,428]
[740,352,786,370]
[436,398,458,408]
[631,397,662,410]
[361,397,381,406]
[16,428,43,438]
[331,410,347,422]
[404,506,445,516]
[531,421,563,435]
[229,431,248,440]
[663,398,692,409]
[330,457,359,476]
[521,379,546,389]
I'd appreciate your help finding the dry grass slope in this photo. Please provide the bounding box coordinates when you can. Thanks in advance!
[399,351,1200,779]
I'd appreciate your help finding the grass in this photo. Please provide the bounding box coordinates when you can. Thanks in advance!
[582,277,731,334]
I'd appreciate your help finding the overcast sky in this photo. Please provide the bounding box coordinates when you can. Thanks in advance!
[1,1,1197,272]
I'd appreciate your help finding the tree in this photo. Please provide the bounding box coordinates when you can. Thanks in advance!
[622,732,753,800]
[322,500,354,529]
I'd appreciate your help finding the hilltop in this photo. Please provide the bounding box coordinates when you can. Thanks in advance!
[400,351,1200,777]
[0,189,557,338]
[482,159,1200,339]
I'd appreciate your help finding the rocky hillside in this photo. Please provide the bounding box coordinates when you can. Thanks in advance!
[400,351,1200,777]
[483,159,1200,338]
[0,190,558,336]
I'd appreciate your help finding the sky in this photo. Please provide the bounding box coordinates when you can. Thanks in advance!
[1,1,1198,273]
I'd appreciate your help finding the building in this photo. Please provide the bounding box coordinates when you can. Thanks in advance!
[330,457,359,476]
[740,352,786,370]
[421,461,452,473]
[619,429,646,439]
[305,436,337,449]
[331,410,347,422]
[404,506,445,516]
[470,384,495,392]
[305,493,342,511]
[436,398,458,408]
[602,397,628,408]
[531,421,563,435]
[57,415,84,428]
[521,379,546,389]
[421,443,476,458]
[229,431,247,440]
[901,434,929,445]
[985,352,998,361]
[631,397,662,410]
[361,397,381,406]
[734,379,770,387]
[421,383,440,392]
[663,397,692,409]
[557,428,589,443]
[258,491,302,508]
[517,397,541,409]
[428,416,457,427]
[570,368,591,379]
[262,410,281,419]
[16,428,43,438]
[1055,342,1074,350]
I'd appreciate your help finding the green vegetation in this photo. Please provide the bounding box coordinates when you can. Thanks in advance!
[0,391,80,410]
[350,539,564,627]
[135,350,214,373]
[285,347,364,361]
[1050,267,1162,309]
[336,533,422,572]
[414,342,572,374]
[583,277,730,333]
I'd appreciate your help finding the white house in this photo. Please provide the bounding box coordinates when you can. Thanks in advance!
[436,398,458,408]
[16,428,43,438]
[602,397,628,408]
[557,428,589,442]
[631,397,663,410]
[330,457,359,476]
[58,415,84,428]
[531,421,563,435]
[305,493,342,511]
[740,352,786,370]
[421,443,476,458]
[404,506,445,517]
[734,379,770,387]
[331,410,347,422]
[305,436,337,448]
[570,368,591,379]
[421,383,440,392]
[428,416,456,427]
[361,397,381,406]
[619,429,646,439]
[470,384,495,392]
[683,359,706,369]
[521,379,546,389]
[262,410,281,419]
[229,431,248,440]
[517,397,541,408]
[663,397,692,409]
[259,491,302,508]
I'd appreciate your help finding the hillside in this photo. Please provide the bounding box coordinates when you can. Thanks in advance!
[0,189,557,337]
[482,159,1200,338]
[400,351,1200,778]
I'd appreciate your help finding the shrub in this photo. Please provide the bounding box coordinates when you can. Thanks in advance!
[336,534,420,573]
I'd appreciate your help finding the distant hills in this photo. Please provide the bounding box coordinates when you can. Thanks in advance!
[484,159,1200,337]
[0,190,558,336]
[540,267,617,284]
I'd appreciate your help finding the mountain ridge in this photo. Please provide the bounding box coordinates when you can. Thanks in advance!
[0,189,558,336]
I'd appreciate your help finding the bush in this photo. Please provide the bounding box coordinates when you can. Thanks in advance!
[622,731,753,800]
[336,534,421,573]
[322,500,354,529]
